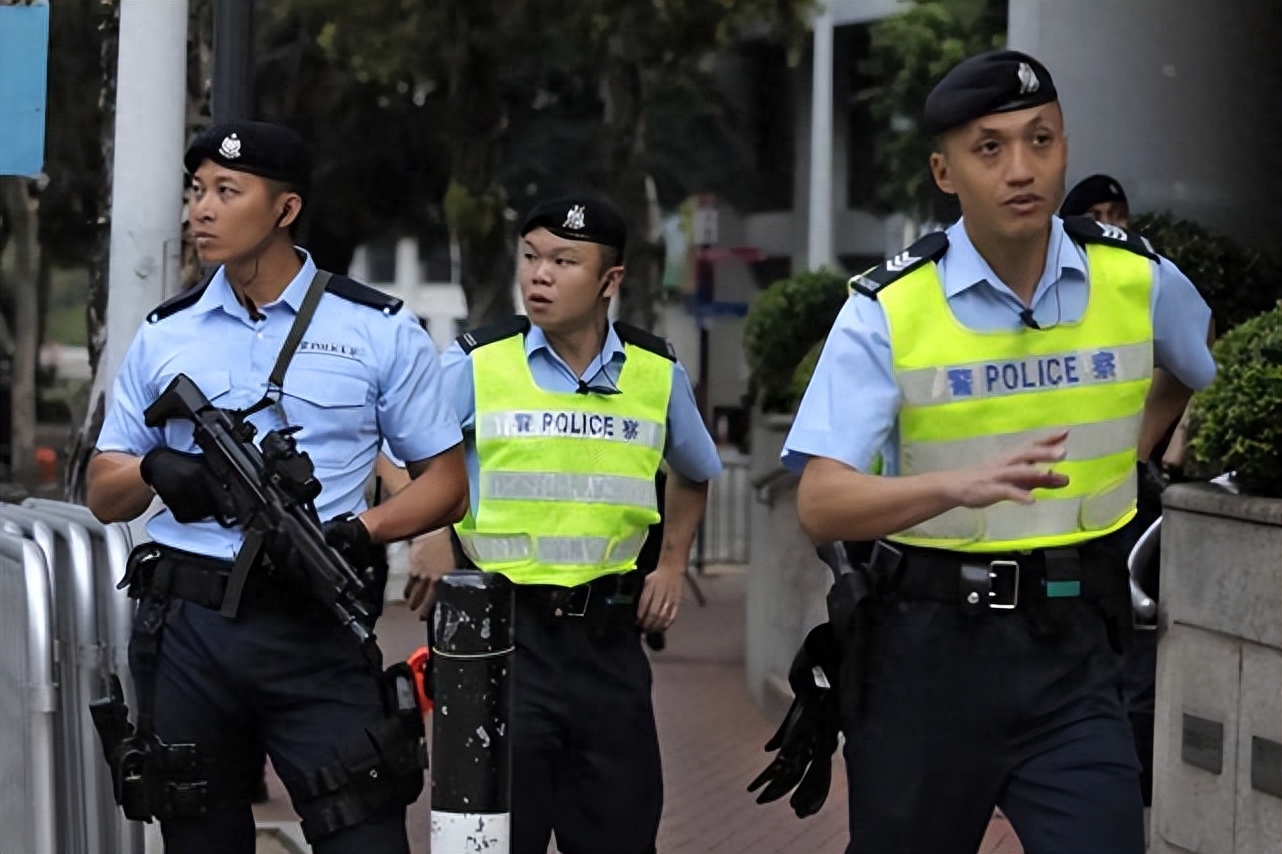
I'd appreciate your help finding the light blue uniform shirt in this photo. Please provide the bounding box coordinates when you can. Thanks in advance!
[97,251,462,558]
[783,216,1217,475]
[440,323,723,517]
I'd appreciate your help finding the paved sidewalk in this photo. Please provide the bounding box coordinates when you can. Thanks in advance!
[253,568,1022,853]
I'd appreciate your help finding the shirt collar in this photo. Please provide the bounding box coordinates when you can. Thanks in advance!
[525,322,626,363]
[939,216,1086,300]
[196,249,318,318]
[525,321,627,388]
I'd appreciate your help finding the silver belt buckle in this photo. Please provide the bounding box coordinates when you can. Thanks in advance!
[988,560,1020,610]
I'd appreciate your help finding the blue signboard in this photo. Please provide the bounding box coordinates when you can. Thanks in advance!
[0,3,50,177]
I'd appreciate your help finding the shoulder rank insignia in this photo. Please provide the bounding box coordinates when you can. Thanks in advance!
[457,315,531,354]
[147,271,216,323]
[1061,215,1159,262]
[614,321,677,361]
[325,275,404,314]
[847,231,950,300]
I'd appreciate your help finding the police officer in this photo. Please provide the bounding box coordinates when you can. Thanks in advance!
[1061,172,1131,227]
[1062,170,1173,808]
[405,191,722,854]
[86,121,467,854]
[781,51,1215,852]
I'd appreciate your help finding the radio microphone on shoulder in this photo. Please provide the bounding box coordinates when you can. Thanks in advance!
[1019,308,1041,330]
[576,380,591,395]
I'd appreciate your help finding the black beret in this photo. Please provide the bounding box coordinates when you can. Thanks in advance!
[1061,173,1128,217]
[520,192,627,254]
[923,49,1058,136]
[184,121,312,197]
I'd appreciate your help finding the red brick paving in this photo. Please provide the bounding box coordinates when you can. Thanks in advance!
[255,569,1022,853]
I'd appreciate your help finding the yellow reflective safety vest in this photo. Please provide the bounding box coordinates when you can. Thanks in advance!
[454,325,673,586]
[872,226,1154,552]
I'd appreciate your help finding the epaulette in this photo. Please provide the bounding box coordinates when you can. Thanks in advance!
[614,321,676,361]
[146,271,216,323]
[456,315,531,354]
[325,275,404,314]
[847,231,950,300]
[1061,215,1159,262]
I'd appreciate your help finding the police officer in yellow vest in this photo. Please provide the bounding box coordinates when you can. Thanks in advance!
[778,51,1216,853]
[428,192,722,854]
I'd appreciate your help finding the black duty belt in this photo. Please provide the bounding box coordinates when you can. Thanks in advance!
[870,541,1120,615]
[515,572,640,626]
[122,543,305,611]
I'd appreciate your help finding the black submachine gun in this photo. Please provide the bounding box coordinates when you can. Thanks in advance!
[142,371,377,644]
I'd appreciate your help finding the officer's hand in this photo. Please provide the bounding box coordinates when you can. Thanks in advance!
[403,531,453,620]
[139,448,234,523]
[322,512,378,568]
[637,564,684,632]
[948,431,1070,509]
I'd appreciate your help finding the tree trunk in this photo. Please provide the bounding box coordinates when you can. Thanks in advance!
[443,0,516,328]
[66,0,119,500]
[599,37,664,333]
[2,177,41,485]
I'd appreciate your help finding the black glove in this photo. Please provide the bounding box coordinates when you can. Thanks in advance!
[322,512,379,569]
[140,448,234,524]
[747,622,843,818]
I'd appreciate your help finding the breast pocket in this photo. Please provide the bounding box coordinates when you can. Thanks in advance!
[159,371,233,451]
[279,368,375,466]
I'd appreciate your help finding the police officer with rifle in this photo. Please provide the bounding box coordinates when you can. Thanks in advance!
[751,51,1216,853]
[86,121,467,854]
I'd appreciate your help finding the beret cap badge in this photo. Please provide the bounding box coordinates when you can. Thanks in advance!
[218,133,242,160]
[563,205,587,231]
[1017,62,1039,95]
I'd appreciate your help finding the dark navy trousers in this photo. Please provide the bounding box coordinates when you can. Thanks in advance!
[509,595,662,854]
[133,596,410,854]
[843,594,1145,854]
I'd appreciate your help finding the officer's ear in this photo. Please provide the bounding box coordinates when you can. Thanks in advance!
[930,147,955,196]
[275,194,303,229]
[597,246,624,300]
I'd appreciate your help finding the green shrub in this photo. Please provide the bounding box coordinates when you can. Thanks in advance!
[743,268,848,413]
[1131,211,1282,334]
[788,339,825,409]
[1186,304,1282,497]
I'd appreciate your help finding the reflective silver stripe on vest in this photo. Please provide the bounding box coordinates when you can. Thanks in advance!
[606,531,647,564]
[481,472,658,510]
[898,342,1152,406]
[897,468,1136,544]
[477,411,665,450]
[456,533,647,567]
[900,413,1143,474]
[457,532,532,563]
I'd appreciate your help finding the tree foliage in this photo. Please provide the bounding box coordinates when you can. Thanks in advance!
[857,0,1005,220]
[272,0,813,328]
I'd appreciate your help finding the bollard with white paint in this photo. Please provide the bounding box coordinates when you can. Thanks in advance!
[431,569,514,853]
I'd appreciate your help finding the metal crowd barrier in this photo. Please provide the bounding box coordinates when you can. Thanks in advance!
[0,499,143,854]
[0,528,56,854]
[697,453,751,566]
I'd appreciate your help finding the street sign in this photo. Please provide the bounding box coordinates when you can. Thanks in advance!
[0,3,50,177]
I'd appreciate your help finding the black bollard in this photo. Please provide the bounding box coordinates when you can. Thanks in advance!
[431,569,514,853]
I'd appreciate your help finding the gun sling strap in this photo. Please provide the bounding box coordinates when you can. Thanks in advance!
[221,269,332,619]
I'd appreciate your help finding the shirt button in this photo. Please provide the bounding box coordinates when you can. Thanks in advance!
[257,332,264,339]
[966,591,980,605]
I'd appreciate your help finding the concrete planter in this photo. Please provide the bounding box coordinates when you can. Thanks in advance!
[1151,483,1282,854]
[744,413,830,722]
